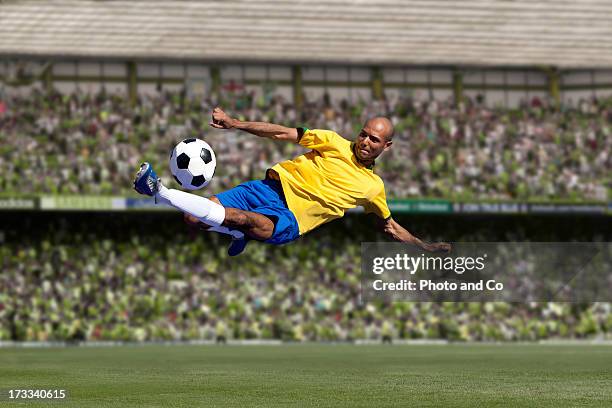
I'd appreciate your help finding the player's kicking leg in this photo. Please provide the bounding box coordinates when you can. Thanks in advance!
[183,199,274,241]
[133,162,274,255]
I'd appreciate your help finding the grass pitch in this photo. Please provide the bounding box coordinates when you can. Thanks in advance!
[1,344,612,407]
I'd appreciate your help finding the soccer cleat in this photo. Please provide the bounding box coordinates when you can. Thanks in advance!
[133,162,160,196]
[228,236,249,257]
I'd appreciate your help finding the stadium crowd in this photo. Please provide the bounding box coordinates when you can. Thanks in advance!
[0,214,610,343]
[1,86,610,343]
[0,87,609,201]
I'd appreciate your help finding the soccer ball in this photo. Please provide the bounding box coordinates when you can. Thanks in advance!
[169,138,216,190]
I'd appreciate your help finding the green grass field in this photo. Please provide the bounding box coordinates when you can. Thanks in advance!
[1,344,612,407]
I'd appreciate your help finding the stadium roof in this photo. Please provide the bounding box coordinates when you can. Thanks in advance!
[1,0,612,69]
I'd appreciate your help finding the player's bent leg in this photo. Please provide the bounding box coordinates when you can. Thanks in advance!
[182,197,251,241]
[189,195,271,256]
[222,208,274,241]
[184,198,275,240]
[207,196,252,237]
[135,165,274,256]
[133,164,244,241]
[213,179,301,255]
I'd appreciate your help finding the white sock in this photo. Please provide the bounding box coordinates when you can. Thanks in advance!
[155,185,244,239]
[155,185,225,227]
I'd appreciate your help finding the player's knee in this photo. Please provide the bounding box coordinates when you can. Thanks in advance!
[248,223,273,241]
[253,216,274,240]
[261,223,274,239]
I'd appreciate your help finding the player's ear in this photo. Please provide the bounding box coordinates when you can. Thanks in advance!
[384,140,393,151]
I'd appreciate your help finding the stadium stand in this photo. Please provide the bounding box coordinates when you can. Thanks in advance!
[0,213,610,342]
[1,0,612,67]
[0,89,609,200]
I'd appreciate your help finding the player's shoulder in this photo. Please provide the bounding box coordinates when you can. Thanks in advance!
[301,128,351,149]
[306,128,347,140]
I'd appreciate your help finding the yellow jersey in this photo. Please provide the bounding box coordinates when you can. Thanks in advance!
[271,128,391,235]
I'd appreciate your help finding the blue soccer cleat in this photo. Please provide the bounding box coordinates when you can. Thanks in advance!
[133,162,160,196]
[228,236,250,257]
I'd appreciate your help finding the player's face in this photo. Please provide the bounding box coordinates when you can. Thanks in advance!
[356,126,392,162]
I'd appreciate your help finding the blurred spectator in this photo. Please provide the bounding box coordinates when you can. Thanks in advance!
[0,88,609,201]
[0,214,609,342]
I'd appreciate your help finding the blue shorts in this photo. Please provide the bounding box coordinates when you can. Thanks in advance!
[216,179,300,245]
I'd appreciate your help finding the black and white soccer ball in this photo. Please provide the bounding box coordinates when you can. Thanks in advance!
[169,138,216,190]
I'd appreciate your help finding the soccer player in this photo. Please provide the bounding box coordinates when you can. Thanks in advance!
[134,107,451,256]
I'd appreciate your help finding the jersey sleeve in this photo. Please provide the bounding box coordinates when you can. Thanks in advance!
[297,128,342,151]
[363,185,392,220]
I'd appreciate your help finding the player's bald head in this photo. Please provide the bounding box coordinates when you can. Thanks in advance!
[364,117,394,141]
[355,116,394,163]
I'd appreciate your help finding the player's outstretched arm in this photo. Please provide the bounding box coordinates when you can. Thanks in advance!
[209,107,298,142]
[380,217,452,253]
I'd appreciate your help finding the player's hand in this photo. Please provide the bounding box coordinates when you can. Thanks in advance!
[423,242,452,254]
[210,107,235,129]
